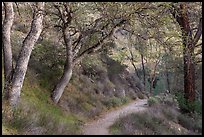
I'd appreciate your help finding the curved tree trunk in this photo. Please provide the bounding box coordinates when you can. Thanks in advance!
[51,62,73,104]
[51,5,127,104]
[2,2,14,99]
[9,2,44,107]
[51,29,73,104]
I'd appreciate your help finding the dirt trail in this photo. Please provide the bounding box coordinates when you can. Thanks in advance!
[82,99,148,135]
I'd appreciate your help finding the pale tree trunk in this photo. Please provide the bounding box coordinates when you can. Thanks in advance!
[165,64,170,93]
[141,54,146,91]
[9,2,44,107]
[2,2,14,99]
[51,62,73,104]
[51,29,73,104]
[51,5,126,104]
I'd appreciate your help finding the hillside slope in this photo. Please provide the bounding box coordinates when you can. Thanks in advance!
[2,47,146,135]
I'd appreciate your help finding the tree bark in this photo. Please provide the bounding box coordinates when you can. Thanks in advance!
[51,61,73,104]
[171,3,201,102]
[166,68,170,93]
[179,3,195,102]
[128,48,140,78]
[149,60,160,94]
[51,29,73,104]
[9,2,44,107]
[2,2,14,99]
[51,4,127,103]
[141,54,146,91]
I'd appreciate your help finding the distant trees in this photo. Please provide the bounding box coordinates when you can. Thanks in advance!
[2,2,45,107]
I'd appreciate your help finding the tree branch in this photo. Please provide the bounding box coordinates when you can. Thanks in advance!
[73,19,126,64]
[192,18,202,46]
[195,43,202,48]
[194,49,202,56]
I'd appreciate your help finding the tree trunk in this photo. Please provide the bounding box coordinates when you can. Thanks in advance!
[179,4,195,102]
[183,47,195,102]
[51,29,73,104]
[51,62,73,104]
[9,2,44,107]
[172,3,198,103]
[141,54,146,91]
[2,2,14,99]
[149,78,153,94]
[51,7,127,103]
[165,62,170,92]
[149,60,160,94]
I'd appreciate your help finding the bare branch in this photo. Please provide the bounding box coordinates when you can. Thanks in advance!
[195,43,202,48]
[194,49,202,56]
[195,59,202,65]
[73,19,126,64]
[53,3,66,24]
[192,18,202,46]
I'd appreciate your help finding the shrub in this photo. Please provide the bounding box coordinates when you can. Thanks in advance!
[160,94,177,107]
[137,92,145,99]
[175,92,189,112]
[110,111,176,135]
[110,97,123,107]
[102,97,124,109]
[177,113,202,133]
[148,97,159,107]
[161,106,178,122]
[126,89,138,100]
[178,114,193,131]
[191,100,202,114]
[175,91,202,114]
[120,96,130,104]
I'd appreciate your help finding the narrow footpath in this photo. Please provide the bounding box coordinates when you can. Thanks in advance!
[82,99,148,135]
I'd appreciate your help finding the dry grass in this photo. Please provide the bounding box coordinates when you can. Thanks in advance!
[110,98,202,135]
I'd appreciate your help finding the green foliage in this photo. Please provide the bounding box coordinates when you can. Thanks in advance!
[148,97,159,107]
[120,96,130,104]
[175,92,188,112]
[81,54,106,79]
[2,70,83,135]
[110,49,128,64]
[106,58,127,78]
[32,40,65,69]
[137,92,145,99]
[157,94,177,107]
[192,100,202,114]
[175,91,202,114]
[102,97,122,109]
[102,96,129,109]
